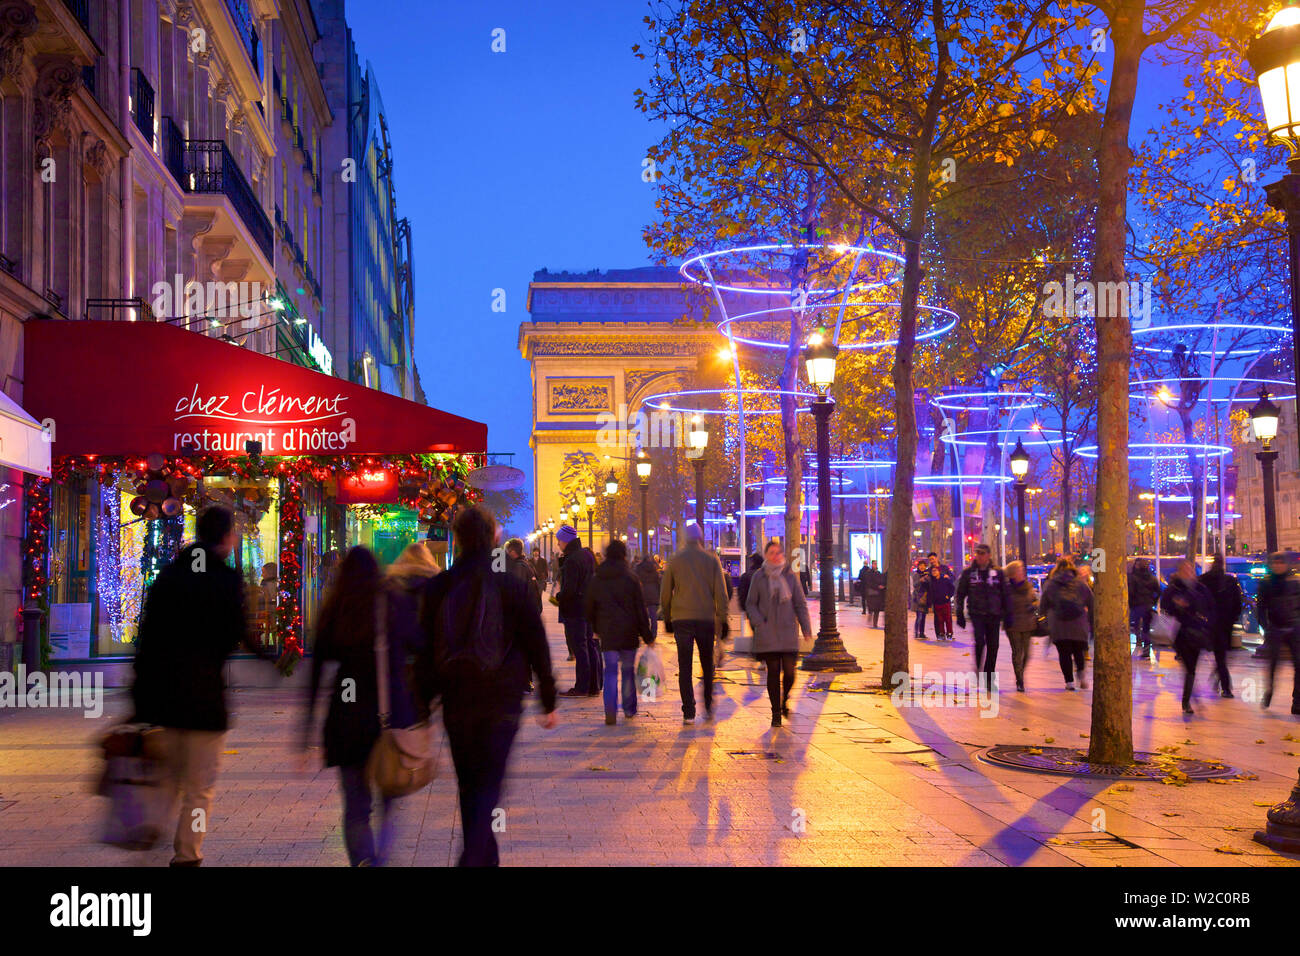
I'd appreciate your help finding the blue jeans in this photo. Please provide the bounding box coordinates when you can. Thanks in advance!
[563,617,602,693]
[603,649,638,717]
[339,763,396,866]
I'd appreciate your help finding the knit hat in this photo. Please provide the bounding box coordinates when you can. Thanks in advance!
[685,523,704,542]
[556,524,578,544]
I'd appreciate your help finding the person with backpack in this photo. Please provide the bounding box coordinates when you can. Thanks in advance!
[859,560,885,628]
[1256,551,1300,715]
[925,564,955,640]
[636,550,664,642]
[1127,558,1161,659]
[955,544,1009,687]
[303,545,429,866]
[416,505,557,866]
[1159,559,1215,715]
[504,537,542,616]
[660,523,730,723]
[1040,555,1093,691]
[555,524,601,697]
[131,505,282,867]
[745,539,813,728]
[1198,554,1241,699]
[584,539,653,725]
[1003,560,1040,692]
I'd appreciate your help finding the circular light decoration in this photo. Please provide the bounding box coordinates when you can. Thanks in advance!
[937,428,1066,449]
[678,242,905,298]
[1075,443,1232,461]
[1130,377,1296,403]
[930,391,1042,413]
[914,474,1015,487]
[1132,322,1291,357]
[717,300,958,351]
[831,492,892,499]
[638,387,816,416]
[826,458,897,468]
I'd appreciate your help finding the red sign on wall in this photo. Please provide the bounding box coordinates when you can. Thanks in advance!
[336,469,399,504]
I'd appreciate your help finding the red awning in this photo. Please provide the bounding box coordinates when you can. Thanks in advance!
[24,319,486,458]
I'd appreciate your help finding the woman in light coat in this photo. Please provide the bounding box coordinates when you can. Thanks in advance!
[745,539,813,728]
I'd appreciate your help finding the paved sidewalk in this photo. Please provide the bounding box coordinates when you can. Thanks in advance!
[2,598,1299,866]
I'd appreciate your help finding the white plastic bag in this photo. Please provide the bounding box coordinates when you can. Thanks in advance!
[636,644,666,701]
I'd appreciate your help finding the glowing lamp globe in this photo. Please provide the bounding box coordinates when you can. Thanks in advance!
[605,470,619,496]
[689,416,709,452]
[1248,8,1300,149]
[1009,439,1031,479]
[636,452,651,481]
[1250,387,1282,443]
[802,334,839,392]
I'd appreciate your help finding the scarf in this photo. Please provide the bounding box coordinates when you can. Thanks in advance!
[763,560,791,608]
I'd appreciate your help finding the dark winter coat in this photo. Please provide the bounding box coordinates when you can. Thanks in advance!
[307,578,427,767]
[1040,567,1092,644]
[1198,567,1242,651]
[1004,576,1040,633]
[1160,577,1214,652]
[956,563,1008,620]
[507,553,543,615]
[584,558,653,652]
[1127,564,1161,609]
[745,564,812,654]
[556,538,595,620]
[416,552,557,717]
[923,572,954,607]
[132,543,274,732]
[531,555,549,588]
[1259,569,1300,637]
[859,566,885,612]
[635,556,662,607]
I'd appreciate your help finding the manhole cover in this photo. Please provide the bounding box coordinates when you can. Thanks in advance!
[977,745,1239,780]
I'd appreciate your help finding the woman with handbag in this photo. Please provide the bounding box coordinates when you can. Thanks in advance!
[745,539,813,728]
[303,545,429,866]
[1041,556,1094,691]
[1002,561,1039,692]
[1160,559,1215,715]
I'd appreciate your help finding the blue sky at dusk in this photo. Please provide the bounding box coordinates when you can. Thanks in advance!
[348,2,1217,530]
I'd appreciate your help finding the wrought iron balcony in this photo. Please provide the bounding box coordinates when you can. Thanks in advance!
[85,298,156,322]
[163,116,273,261]
[130,68,154,147]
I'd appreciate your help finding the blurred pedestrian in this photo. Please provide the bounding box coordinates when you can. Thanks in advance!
[859,560,885,627]
[636,550,664,641]
[1257,551,1300,715]
[1003,560,1039,692]
[1160,559,1214,715]
[737,552,763,617]
[955,544,1008,688]
[555,524,601,697]
[1127,558,1161,659]
[131,505,280,867]
[911,559,930,640]
[584,539,653,725]
[416,505,557,866]
[661,523,730,723]
[1041,556,1093,691]
[531,547,548,592]
[504,537,542,616]
[1198,554,1241,699]
[745,540,812,728]
[304,545,429,866]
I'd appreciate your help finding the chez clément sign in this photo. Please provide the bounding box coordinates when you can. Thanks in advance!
[172,383,355,454]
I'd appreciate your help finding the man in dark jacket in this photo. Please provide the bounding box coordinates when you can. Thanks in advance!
[531,547,548,591]
[1160,560,1214,714]
[636,552,664,642]
[1127,558,1161,659]
[131,505,279,866]
[555,524,601,696]
[1258,551,1300,714]
[859,561,885,627]
[417,505,557,866]
[955,544,1008,687]
[505,537,542,615]
[738,553,764,618]
[1198,554,1241,698]
[585,540,653,724]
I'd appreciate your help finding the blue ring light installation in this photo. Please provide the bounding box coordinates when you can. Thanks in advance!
[638,387,816,416]
[937,428,1065,449]
[930,391,1042,413]
[1131,377,1296,403]
[1132,322,1291,357]
[678,243,905,298]
[717,300,959,351]
[1076,443,1231,461]
[914,474,1014,487]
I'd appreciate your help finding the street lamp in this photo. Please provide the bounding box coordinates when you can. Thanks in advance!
[636,450,652,555]
[1009,438,1030,564]
[569,499,581,545]
[584,488,597,548]
[1048,517,1057,556]
[688,415,708,531]
[800,333,859,673]
[604,469,618,543]
[1249,7,1300,425]
[1251,387,1282,555]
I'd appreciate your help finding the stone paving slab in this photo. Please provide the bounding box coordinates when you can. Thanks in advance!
[2,599,1300,866]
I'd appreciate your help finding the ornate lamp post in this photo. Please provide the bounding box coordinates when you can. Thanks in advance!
[688,415,708,531]
[584,488,597,548]
[800,334,859,672]
[1249,8,1300,423]
[636,451,652,555]
[604,469,618,544]
[569,500,581,549]
[1009,438,1030,563]
[1251,387,1282,555]
[1048,518,1057,557]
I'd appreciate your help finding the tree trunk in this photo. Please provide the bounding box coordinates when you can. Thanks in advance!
[1087,6,1142,766]
[929,405,949,556]
[1059,450,1073,556]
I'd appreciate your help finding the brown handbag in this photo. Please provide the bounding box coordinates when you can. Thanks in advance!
[366,590,437,797]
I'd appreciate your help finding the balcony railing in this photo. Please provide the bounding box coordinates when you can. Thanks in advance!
[130,68,153,147]
[224,0,261,77]
[85,298,155,322]
[163,116,273,261]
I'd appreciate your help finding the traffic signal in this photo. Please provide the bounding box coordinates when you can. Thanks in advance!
[1076,508,1091,526]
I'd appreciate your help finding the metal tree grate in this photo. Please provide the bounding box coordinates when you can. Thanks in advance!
[977,745,1239,780]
